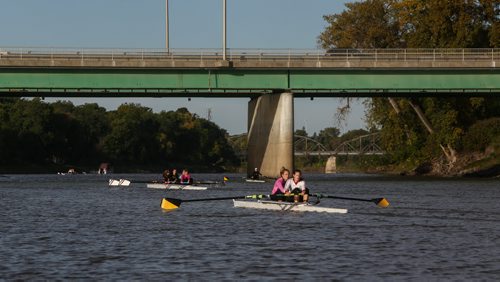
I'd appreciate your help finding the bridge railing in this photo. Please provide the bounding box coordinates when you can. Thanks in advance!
[0,47,498,63]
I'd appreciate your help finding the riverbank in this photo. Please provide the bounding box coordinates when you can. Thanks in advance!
[295,147,499,179]
[0,162,234,175]
[368,150,500,178]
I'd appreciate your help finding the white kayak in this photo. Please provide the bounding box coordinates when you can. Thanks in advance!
[109,179,131,187]
[233,200,348,214]
[245,179,266,183]
[146,183,208,190]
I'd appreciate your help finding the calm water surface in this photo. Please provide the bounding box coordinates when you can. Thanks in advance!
[0,173,499,280]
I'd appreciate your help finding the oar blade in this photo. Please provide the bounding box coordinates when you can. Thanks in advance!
[161,198,182,210]
[375,198,390,208]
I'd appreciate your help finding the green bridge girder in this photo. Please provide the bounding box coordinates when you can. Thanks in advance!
[0,68,499,97]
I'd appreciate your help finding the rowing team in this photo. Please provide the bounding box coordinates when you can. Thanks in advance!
[271,168,309,203]
[162,168,193,185]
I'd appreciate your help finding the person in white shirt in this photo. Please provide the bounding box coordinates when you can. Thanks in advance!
[284,169,309,203]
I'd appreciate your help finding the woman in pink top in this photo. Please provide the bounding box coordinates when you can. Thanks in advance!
[180,169,193,185]
[270,168,290,201]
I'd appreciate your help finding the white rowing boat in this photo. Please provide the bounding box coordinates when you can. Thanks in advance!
[147,183,208,190]
[109,179,131,186]
[245,179,266,183]
[233,200,348,213]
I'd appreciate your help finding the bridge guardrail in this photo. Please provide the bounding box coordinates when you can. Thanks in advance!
[0,47,498,63]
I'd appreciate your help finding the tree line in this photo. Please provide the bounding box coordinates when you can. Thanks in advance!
[318,0,500,172]
[0,98,239,172]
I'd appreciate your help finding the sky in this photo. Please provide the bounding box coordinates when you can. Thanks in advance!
[0,0,365,135]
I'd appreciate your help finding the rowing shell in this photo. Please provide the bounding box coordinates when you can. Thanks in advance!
[233,200,348,214]
[146,183,208,190]
[245,179,266,183]
[109,179,131,186]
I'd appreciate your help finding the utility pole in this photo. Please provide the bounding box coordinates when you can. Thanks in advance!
[222,0,227,60]
[165,0,169,51]
[207,108,212,121]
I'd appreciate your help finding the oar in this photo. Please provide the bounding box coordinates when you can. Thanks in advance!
[161,194,268,210]
[312,194,390,208]
[128,180,163,183]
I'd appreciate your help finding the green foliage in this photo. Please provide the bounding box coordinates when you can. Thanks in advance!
[320,1,500,167]
[319,0,402,49]
[316,127,341,150]
[102,104,159,164]
[463,118,500,152]
[319,0,498,49]
[396,0,494,48]
[0,99,239,171]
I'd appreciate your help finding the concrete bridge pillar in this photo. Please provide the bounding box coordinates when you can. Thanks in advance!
[247,92,294,178]
[325,156,337,174]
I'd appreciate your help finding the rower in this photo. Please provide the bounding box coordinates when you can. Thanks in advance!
[169,168,180,183]
[162,169,171,183]
[270,167,290,201]
[250,167,262,180]
[180,169,193,185]
[284,169,309,203]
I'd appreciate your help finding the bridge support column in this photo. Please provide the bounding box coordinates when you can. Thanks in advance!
[325,156,337,174]
[247,92,294,178]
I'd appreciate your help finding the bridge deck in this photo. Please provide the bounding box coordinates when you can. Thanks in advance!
[0,48,498,98]
[1,48,498,69]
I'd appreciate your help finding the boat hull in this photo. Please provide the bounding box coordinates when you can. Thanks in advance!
[146,183,207,190]
[245,179,266,183]
[233,200,348,213]
[109,179,131,186]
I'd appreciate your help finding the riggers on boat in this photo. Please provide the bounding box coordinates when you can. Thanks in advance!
[147,183,208,190]
[233,200,348,213]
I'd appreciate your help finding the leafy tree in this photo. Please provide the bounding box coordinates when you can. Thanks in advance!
[295,127,308,137]
[315,127,341,150]
[195,118,239,167]
[319,0,402,49]
[339,129,370,143]
[5,99,54,163]
[73,103,110,160]
[0,98,239,171]
[319,0,500,168]
[102,104,159,164]
[395,0,495,48]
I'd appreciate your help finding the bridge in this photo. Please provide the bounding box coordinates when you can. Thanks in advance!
[1,47,499,177]
[294,133,384,156]
[0,48,499,97]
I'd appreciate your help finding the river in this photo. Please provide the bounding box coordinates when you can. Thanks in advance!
[0,173,499,280]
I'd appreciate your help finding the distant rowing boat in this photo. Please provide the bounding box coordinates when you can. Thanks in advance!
[245,179,266,183]
[109,178,223,187]
[233,200,348,213]
[147,183,208,190]
[109,179,131,186]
